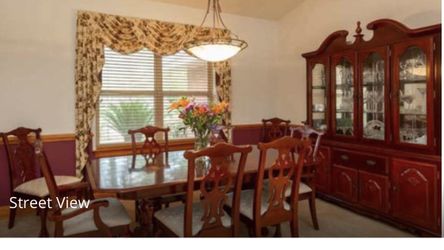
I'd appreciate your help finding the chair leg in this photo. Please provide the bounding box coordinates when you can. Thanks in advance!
[291,201,300,237]
[8,207,17,229]
[274,224,282,237]
[153,219,162,237]
[123,225,132,237]
[254,225,262,237]
[308,193,319,230]
[39,208,49,237]
[247,225,254,237]
[290,220,299,237]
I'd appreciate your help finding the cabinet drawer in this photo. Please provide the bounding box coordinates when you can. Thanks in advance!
[332,150,357,168]
[356,154,388,175]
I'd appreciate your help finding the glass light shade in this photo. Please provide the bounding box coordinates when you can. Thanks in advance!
[185,39,247,62]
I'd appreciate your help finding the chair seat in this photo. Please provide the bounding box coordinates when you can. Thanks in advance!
[14,176,81,198]
[154,203,232,236]
[62,198,132,236]
[264,180,312,197]
[226,189,291,220]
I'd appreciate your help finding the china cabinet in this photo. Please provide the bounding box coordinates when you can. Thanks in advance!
[303,19,441,236]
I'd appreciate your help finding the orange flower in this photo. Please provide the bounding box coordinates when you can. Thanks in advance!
[178,97,190,108]
[169,102,180,110]
[169,97,192,111]
[212,101,228,114]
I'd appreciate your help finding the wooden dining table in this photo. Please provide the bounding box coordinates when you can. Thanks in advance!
[86,147,277,235]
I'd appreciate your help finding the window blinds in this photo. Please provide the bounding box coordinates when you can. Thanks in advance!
[98,47,214,145]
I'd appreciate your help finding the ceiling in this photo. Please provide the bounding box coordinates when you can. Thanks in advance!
[149,0,304,20]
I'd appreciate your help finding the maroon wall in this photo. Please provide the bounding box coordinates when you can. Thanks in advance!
[232,126,262,145]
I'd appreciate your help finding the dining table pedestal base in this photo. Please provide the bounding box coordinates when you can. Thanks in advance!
[134,198,162,236]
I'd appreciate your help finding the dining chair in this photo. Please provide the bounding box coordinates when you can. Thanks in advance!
[0,127,81,236]
[128,125,183,232]
[128,125,170,167]
[34,140,132,237]
[210,125,231,145]
[261,118,291,143]
[153,143,253,237]
[225,136,311,237]
[290,124,324,230]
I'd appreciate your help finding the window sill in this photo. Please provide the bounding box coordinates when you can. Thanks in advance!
[94,138,195,158]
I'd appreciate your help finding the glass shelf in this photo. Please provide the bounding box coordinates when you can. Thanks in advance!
[312,86,326,89]
[335,84,353,88]
[363,111,384,114]
[399,79,426,84]
[400,112,427,115]
[362,83,384,87]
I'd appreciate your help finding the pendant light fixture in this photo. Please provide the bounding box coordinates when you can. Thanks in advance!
[184,0,248,62]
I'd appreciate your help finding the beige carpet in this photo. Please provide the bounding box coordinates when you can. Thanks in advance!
[0,199,414,237]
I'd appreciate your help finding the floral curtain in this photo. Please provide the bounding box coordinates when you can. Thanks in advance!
[214,61,232,125]
[75,11,232,178]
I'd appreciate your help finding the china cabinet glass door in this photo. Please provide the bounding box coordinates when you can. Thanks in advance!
[393,39,433,147]
[334,56,355,137]
[361,51,386,141]
[311,63,327,131]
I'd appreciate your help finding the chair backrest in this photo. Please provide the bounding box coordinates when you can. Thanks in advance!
[34,139,62,214]
[261,118,291,142]
[0,127,42,192]
[209,125,231,145]
[183,143,252,237]
[254,136,311,225]
[291,124,324,164]
[128,126,169,165]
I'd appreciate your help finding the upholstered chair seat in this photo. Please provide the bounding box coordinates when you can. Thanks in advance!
[226,182,312,221]
[14,176,81,198]
[154,203,232,236]
[226,189,291,220]
[62,198,132,236]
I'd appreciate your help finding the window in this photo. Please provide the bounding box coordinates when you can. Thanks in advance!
[97,47,214,145]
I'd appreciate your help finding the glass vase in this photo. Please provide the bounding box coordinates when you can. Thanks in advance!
[194,130,210,151]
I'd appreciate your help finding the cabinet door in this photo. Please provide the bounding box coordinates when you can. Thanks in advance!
[358,171,389,213]
[358,47,389,142]
[331,53,358,138]
[314,147,330,193]
[392,38,434,149]
[332,165,358,202]
[392,159,438,230]
[308,59,329,133]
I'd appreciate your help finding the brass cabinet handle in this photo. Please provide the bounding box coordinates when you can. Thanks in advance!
[365,160,377,166]
[340,154,349,161]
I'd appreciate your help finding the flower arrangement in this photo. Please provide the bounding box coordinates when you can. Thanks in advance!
[169,97,229,149]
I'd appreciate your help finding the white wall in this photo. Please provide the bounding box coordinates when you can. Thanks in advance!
[276,0,441,123]
[0,0,441,133]
[0,0,279,133]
